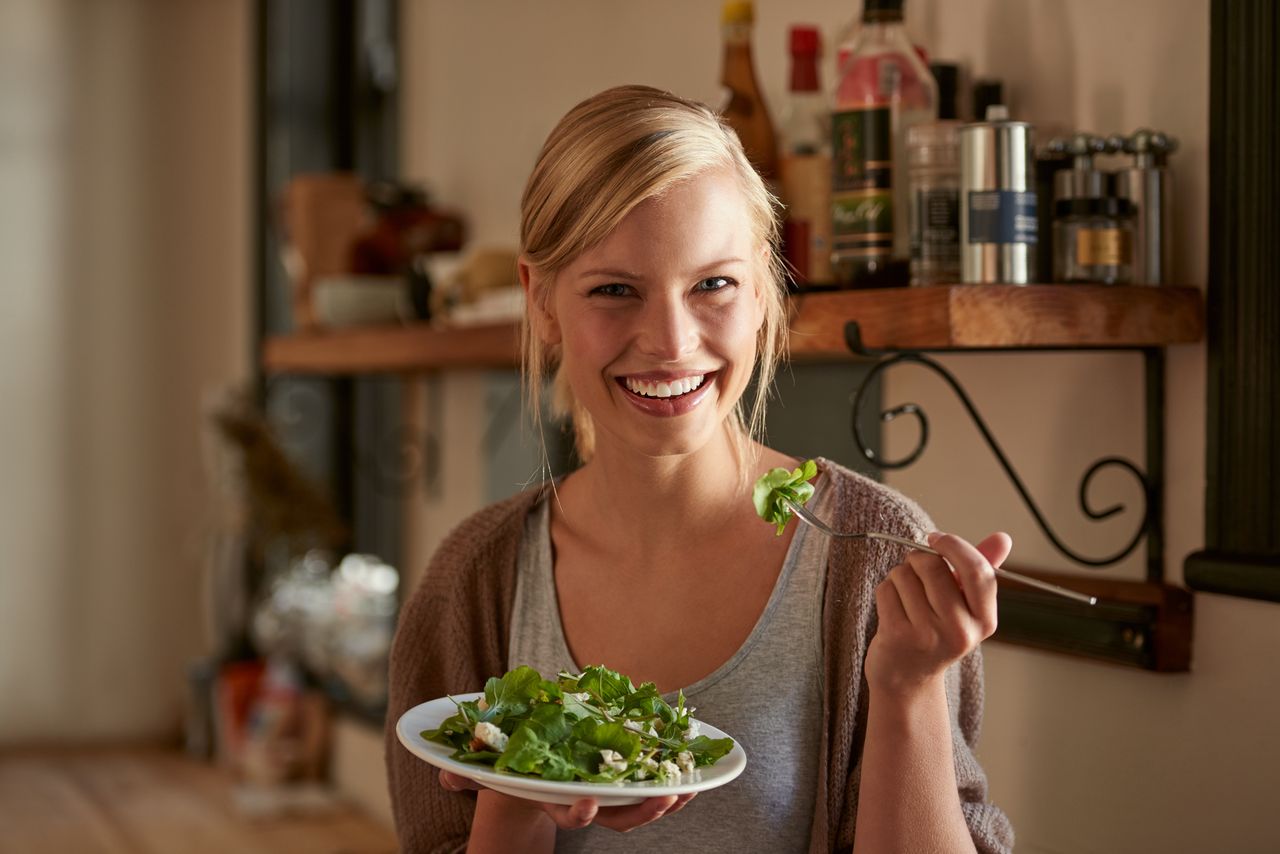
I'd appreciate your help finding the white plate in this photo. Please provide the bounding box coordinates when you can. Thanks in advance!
[396,692,748,807]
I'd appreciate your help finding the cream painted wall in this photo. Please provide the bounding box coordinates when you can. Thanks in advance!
[0,0,251,742]
[399,1,1278,851]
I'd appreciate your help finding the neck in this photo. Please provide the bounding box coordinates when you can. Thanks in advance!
[566,425,761,551]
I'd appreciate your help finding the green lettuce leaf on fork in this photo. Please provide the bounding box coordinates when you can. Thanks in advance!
[752,458,819,535]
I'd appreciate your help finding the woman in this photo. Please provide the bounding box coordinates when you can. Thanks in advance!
[385,85,1014,854]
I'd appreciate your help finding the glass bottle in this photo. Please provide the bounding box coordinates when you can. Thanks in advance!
[720,0,778,182]
[779,25,833,286]
[907,120,962,284]
[830,0,937,287]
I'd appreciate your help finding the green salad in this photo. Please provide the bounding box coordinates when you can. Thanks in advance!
[422,664,734,783]
[752,458,819,535]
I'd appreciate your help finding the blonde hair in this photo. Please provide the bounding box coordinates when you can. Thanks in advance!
[520,85,787,467]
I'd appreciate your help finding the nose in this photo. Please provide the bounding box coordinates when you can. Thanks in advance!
[636,292,699,362]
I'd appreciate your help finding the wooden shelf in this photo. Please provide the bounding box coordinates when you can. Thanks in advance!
[262,321,520,374]
[787,284,1204,357]
[261,285,1204,375]
[994,565,1193,671]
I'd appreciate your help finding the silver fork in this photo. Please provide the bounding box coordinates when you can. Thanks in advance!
[782,498,1097,606]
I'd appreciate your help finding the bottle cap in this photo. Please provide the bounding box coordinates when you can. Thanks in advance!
[973,79,1004,121]
[930,62,960,119]
[721,0,754,25]
[864,0,905,15]
[789,25,820,55]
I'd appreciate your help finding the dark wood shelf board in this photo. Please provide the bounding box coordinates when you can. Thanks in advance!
[262,321,521,374]
[788,285,1204,358]
[993,565,1194,671]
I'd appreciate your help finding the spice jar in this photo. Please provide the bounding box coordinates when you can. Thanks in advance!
[908,121,962,285]
[1053,197,1135,284]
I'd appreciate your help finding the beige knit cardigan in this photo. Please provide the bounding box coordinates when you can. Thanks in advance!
[384,460,1014,853]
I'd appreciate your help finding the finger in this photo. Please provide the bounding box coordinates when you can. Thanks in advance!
[905,548,968,622]
[886,561,938,625]
[590,795,679,832]
[544,798,599,829]
[438,770,480,792]
[875,572,909,628]
[927,532,1002,630]
[664,792,697,816]
[974,531,1013,569]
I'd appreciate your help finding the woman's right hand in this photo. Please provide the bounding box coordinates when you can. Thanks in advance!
[440,769,696,833]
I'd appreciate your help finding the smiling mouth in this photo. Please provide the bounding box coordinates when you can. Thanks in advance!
[620,373,709,399]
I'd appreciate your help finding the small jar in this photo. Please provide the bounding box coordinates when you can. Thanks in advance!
[907,121,962,285]
[1053,197,1136,284]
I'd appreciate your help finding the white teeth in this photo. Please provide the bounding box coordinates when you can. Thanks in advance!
[624,374,706,399]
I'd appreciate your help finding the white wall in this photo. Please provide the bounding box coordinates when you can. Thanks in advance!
[400,1,1279,852]
[0,0,252,742]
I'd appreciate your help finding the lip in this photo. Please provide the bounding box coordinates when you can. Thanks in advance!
[616,369,714,383]
[615,371,717,417]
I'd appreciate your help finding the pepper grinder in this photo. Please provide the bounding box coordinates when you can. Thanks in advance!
[1047,133,1112,201]
[1113,129,1177,285]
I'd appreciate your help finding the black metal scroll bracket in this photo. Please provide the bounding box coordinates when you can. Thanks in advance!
[844,321,1160,574]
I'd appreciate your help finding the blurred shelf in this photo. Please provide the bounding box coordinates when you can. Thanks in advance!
[262,321,520,374]
[261,285,1204,375]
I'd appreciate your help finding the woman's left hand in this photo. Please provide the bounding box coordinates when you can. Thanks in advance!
[865,531,1012,701]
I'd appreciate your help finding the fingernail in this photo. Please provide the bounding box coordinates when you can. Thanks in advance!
[927,531,943,545]
[573,800,596,822]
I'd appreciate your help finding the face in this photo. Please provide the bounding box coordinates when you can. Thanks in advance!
[528,167,767,460]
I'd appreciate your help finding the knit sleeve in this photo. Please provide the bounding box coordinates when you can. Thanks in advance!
[874,480,1015,849]
[384,492,533,854]
[948,647,1016,854]
[819,461,1014,853]
[384,560,476,854]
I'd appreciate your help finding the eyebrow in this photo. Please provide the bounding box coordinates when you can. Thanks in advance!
[576,258,748,280]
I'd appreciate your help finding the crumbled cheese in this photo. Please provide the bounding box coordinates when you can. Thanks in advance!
[676,751,696,774]
[473,721,508,752]
[571,692,591,703]
[635,756,659,780]
[683,719,701,740]
[599,749,628,773]
[659,759,682,780]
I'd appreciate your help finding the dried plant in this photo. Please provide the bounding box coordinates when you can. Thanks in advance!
[210,392,348,561]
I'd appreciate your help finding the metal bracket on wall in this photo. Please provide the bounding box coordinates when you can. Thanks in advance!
[843,320,1191,671]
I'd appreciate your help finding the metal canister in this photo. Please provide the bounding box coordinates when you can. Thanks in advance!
[1113,129,1177,285]
[960,110,1038,283]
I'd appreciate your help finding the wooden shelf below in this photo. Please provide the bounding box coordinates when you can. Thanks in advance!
[261,285,1204,375]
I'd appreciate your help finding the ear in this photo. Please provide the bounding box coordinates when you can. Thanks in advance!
[519,256,561,346]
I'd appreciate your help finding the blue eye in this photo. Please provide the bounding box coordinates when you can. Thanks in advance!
[697,276,735,292]
[591,283,632,297]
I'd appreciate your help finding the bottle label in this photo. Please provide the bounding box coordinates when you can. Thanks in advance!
[967,190,1038,244]
[831,106,892,257]
[911,187,960,262]
[1076,227,1129,266]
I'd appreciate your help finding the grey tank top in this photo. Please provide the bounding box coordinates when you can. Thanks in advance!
[508,481,832,853]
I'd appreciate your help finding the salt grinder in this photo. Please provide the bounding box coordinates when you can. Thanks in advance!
[1113,129,1177,285]
[1047,133,1111,201]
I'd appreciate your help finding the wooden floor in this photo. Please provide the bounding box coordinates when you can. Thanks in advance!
[0,746,397,854]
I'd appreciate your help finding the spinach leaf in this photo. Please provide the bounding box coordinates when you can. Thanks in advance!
[481,665,545,720]
[684,734,735,765]
[753,459,819,535]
